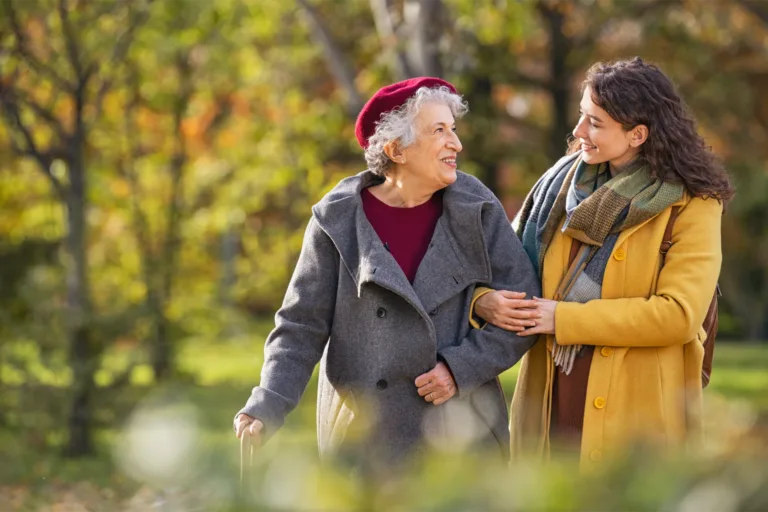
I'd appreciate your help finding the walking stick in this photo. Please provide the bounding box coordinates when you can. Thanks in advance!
[240,432,253,492]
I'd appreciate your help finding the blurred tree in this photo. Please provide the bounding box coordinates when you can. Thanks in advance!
[693,0,768,340]
[0,0,152,455]
[114,0,245,381]
[295,0,682,192]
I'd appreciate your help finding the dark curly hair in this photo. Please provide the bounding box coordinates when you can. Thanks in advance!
[568,57,734,202]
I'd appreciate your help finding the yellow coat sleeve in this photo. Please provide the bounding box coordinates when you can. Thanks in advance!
[469,286,494,329]
[555,197,722,348]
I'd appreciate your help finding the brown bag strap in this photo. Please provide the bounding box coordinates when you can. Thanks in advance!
[660,205,722,296]
[660,204,719,390]
[660,206,682,262]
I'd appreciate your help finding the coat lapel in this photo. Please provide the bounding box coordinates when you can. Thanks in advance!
[412,219,471,314]
[356,213,426,315]
[313,170,494,318]
[313,170,426,314]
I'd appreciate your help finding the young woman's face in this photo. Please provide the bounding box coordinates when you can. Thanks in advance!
[572,86,642,169]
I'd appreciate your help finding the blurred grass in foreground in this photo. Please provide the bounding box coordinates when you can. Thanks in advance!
[1,325,767,510]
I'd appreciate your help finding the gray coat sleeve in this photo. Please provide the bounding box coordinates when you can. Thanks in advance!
[235,216,338,439]
[438,199,541,397]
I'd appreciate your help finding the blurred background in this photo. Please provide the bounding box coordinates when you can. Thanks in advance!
[1,0,767,510]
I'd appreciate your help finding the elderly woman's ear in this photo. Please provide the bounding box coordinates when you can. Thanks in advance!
[383,140,406,164]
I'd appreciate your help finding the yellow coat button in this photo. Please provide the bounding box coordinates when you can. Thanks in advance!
[613,248,626,261]
[594,396,606,409]
[600,347,613,357]
[589,449,602,462]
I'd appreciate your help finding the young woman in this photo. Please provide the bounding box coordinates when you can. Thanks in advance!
[472,57,734,469]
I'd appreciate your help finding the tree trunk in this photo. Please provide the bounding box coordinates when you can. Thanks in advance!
[65,324,95,456]
[369,0,414,80]
[747,315,764,343]
[0,349,5,427]
[63,150,96,456]
[762,313,768,342]
[148,277,171,381]
[406,0,444,77]
[219,228,239,307]
[298,0,364,116]
[151,308,172,380]
[747,300,768,342]
[539,1,573,160]
[151,62,191,381]
[464,77,500,196]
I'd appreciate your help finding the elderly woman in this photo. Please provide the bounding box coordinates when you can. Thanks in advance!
[471,58,733,469]
[234,77,540,471]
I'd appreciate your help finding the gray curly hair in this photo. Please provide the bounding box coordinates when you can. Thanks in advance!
[364,86,468,176]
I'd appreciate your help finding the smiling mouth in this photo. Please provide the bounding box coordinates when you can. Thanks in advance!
[441,157,456,165]
[581,142,596,151]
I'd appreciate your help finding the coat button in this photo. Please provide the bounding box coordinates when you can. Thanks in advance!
[589,449,602,462]
[594,396,606,409]
[429,307,438,316]
[600,347,613,357]
[613,248,626,261]
[376,307,387,318]
[376,379,388,390]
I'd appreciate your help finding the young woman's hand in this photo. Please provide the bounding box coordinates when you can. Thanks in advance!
[475,290,541,331]
[518,297,557,336]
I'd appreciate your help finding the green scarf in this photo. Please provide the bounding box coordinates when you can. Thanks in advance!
[518,153,685,373]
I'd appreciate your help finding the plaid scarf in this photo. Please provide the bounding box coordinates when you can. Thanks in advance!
[515,152,684,373]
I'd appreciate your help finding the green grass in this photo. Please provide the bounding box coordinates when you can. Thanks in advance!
[1,333,767,510]
[707,344,768,413]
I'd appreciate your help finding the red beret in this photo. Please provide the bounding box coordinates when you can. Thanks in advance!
[355,77,458,149]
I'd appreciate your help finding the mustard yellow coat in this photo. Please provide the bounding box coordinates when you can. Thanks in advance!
[509,193,722,470]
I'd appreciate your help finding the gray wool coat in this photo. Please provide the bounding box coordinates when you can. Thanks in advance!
[237,170,540,466]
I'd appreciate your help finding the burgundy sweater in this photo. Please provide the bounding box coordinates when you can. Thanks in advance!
[361,188,442,283]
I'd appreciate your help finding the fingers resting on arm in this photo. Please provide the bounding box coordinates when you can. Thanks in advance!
[414,362,457,406]
[475,290,542,331]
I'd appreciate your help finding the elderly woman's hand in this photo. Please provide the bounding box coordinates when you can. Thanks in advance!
[235,414,264,445]
[415,362,456,405]
[517,297,556,336]
[475,290,541,331]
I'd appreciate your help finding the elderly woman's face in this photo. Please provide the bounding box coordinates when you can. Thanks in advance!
[401,102,463,189]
